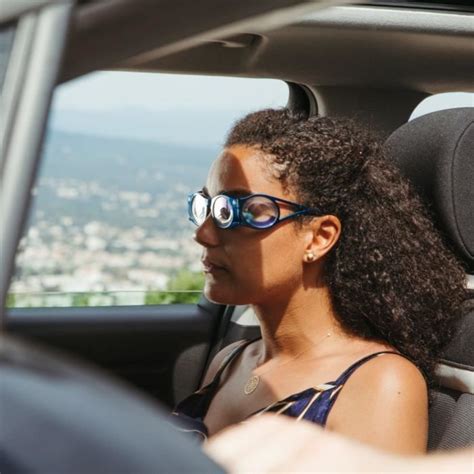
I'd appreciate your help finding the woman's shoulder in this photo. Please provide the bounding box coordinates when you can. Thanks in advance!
[332,345,428,401]
[326,349,428,453]
[345,350,427,394]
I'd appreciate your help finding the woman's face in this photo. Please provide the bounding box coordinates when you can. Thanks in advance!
[194,145,312,306]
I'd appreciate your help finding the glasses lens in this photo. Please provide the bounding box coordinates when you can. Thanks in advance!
[242,196,278,229]
[212,195,234,228]
[191,193,209,225]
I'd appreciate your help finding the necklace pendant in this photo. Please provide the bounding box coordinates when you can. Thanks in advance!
[244,375,260,395]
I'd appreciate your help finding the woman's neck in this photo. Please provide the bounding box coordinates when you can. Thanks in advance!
[252,284,347,363]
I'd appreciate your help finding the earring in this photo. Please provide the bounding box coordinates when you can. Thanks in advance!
[304,252,316,262]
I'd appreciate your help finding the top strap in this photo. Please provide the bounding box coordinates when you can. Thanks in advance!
[199,338,260,414]
[212,338,258,385]
[315,351,413,427]
[333,350,407,386]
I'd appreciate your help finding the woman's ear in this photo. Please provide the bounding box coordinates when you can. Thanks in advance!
[303,215,341,263]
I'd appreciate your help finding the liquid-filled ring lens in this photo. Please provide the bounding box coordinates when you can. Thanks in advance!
[212,196,234,228]
[191,193,209,225]
[242,196,278,229]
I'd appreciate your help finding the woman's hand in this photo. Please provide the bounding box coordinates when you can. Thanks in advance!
[204,415,398,473]
[205,415,472,473]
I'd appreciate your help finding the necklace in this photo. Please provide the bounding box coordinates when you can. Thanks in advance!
[243,331,332,395]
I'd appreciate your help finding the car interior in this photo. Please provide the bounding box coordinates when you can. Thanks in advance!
[1,0,473,467]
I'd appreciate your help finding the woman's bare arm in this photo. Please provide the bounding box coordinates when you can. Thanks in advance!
[326,353,428,454]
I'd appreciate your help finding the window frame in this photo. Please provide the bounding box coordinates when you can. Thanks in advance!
[8,72,297,310]
[0,3,72,325]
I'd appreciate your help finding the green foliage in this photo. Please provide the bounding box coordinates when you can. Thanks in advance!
[6,293,15,308]
[6,270,204,308]
[145,270,204,305]
[167,269,204,292]
[72,293,91,307]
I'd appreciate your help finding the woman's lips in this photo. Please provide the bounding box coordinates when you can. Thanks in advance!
[201,259,227,274]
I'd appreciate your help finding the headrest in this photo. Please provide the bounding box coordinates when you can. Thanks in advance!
[385,108,474,273]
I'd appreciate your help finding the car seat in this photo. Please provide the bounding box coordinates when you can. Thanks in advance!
[385,107,474,450]
[211,107,474,451]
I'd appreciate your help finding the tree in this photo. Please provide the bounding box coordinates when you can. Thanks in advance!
[72,293,91,307]
[6,293,16,308]
[145,270,204,305]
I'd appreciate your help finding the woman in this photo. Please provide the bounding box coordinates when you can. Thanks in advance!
[173,109,465,454]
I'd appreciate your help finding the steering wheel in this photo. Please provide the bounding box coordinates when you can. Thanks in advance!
[0,335,224,473]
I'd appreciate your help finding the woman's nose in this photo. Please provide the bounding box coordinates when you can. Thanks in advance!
[193,216,220,248]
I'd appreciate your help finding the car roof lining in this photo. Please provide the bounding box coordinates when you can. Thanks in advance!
[362,0,474,13]
[56,2,473,137]
[60,3,474,93]
[113,6,474,95]
[60,0,340,83]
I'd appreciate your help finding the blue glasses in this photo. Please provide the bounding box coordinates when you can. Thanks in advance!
[188,191,321,230]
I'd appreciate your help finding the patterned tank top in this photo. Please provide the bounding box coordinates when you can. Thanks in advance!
[171,339,404,442]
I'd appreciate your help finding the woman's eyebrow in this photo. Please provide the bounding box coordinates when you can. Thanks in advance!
[221,188,252,196]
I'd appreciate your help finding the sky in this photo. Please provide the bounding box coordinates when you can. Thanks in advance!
[49,71,474,147]
[53,71,289,112]
[49,72,289,147]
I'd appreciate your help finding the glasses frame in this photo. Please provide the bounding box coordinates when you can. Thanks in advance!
[187,191,321,230]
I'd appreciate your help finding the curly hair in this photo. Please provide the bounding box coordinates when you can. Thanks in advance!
[225,108,466,387]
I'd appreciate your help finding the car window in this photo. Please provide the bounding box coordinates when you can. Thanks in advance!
[7,72,288,308]
[0,22,16,92]
[410,92,474,120]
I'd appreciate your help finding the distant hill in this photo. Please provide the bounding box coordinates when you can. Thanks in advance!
[41,129,217,192]
[48,106,252,147]
[28,129,217,232]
